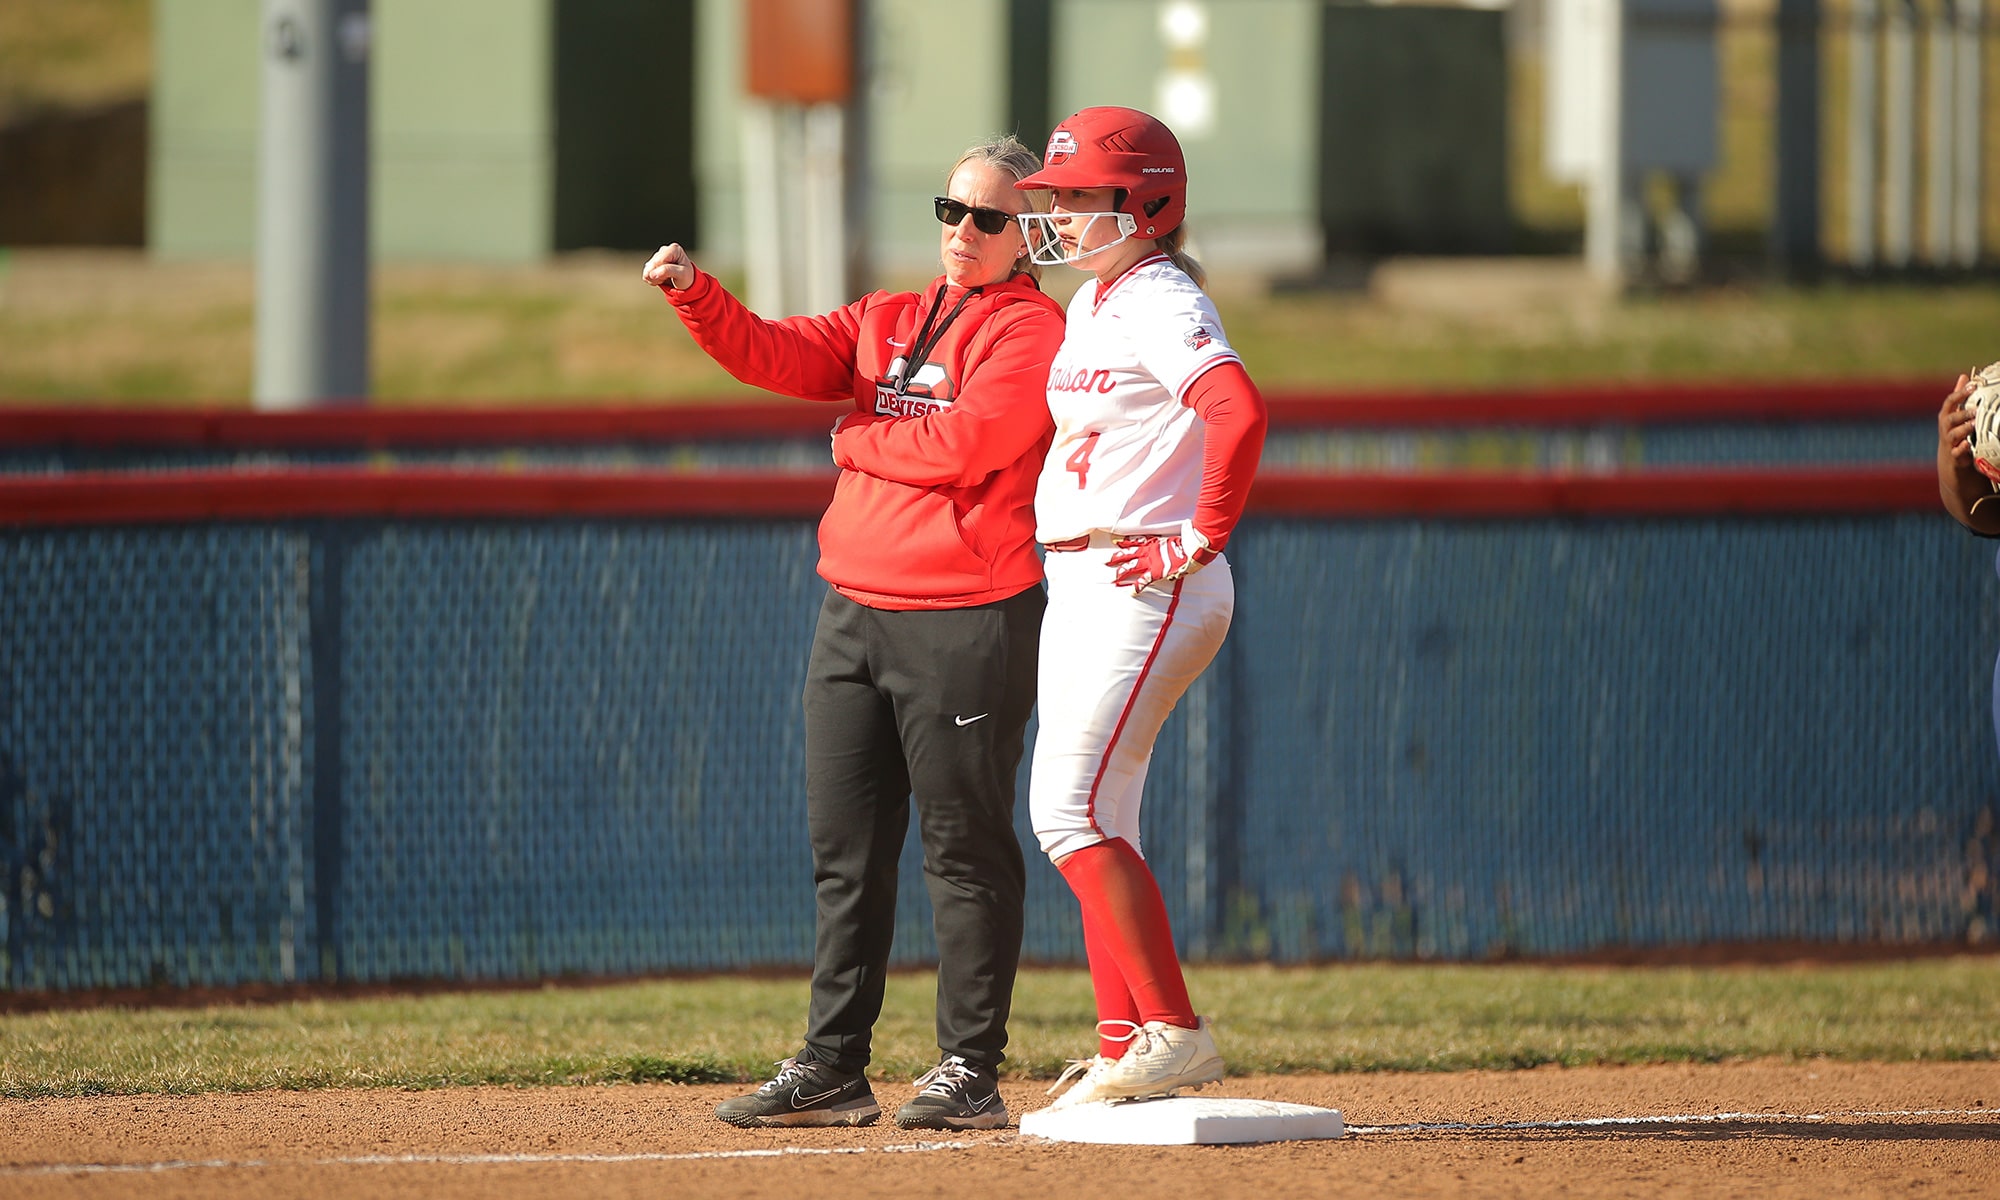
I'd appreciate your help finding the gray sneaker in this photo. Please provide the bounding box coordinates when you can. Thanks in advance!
[894,1054,1008,1130]
[714,1055,880,1128]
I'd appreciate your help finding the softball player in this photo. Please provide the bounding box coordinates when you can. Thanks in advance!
[646,137,1063,1131]
[1940,371,2000,535]
[1012,107,1269,1109]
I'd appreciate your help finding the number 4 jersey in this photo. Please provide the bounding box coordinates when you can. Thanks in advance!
[1035,254,1245,544]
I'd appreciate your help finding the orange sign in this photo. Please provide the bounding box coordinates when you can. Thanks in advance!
[746,0,853,103]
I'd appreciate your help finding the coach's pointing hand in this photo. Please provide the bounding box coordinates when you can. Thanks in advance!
[643,244,695,291]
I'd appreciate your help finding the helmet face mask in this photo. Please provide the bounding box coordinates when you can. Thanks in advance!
[1014,106,1188,266]
[1015,209,1138,267]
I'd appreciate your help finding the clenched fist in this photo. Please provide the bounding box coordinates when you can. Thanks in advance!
[643,244,695,290]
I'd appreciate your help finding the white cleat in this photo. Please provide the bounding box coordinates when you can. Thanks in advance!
[1093,1016,1224,1102]
[1042,1053,1121,1111]
[1037,1019,1143,1112]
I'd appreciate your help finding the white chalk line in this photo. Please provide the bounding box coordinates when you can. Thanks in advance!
[0,1139,977,1178]
[8,1107,1994,1176]
[1345,1107,1998,1135]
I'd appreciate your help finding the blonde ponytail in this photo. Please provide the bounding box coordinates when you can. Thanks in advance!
[1156,226,1206,290]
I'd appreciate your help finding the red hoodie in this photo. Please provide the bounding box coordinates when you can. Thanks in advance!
[665,269,1063,609]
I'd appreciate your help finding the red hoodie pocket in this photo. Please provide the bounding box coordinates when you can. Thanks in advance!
[817,474,993,599]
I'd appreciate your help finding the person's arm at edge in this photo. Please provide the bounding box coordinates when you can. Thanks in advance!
[828,306,1063,488]
[1938,373,2000,536]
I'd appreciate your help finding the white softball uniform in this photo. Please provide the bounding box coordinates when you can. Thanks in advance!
[1030,253,1242,862]
[1033,255,1243,543]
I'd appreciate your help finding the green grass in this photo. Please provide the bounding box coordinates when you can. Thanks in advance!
[1219,281,2000,391]
[3,960,1995,1098]
[2,251,1995,405]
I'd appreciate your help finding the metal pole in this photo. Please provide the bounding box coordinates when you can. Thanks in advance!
[1771,0,1823,276]
[742,99,786,316]
[778,105,809,313]
[1585,0,1627,286]
[1848,0,1879,267]
[1926,0,1956,263]
[844,0,873,297]
[1953,0,1984,264]
[803,104,846,315]
[254,0,370,410]
[1882,0,1916,267]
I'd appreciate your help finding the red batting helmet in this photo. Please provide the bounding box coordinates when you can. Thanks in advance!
[1015,106,1188,240]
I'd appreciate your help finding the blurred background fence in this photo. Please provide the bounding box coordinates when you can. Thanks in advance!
[3,384,1997,994]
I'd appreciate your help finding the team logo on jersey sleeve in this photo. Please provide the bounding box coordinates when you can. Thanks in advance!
[1046,130,1078,165]
[1184,325,1213,351]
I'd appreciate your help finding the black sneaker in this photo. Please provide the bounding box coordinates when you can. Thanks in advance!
[894,1054,1008,1130]
[714,1056,880,1128]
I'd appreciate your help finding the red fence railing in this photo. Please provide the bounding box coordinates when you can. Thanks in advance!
[0,464,1939,526]
[0,375,1952,450]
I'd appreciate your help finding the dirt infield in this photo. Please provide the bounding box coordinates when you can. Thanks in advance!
[3,1062,1995,1199]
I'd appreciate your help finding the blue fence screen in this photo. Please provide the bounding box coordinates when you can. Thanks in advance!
[3,513,1997,991]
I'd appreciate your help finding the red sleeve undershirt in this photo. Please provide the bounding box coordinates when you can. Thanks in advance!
[1183,361,1268,555]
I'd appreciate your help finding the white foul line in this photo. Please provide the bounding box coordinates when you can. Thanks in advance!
[0,1140,977,1178]
[1344,1108,1998,1135]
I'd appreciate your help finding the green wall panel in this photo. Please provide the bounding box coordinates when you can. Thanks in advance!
[150,0,555,262]
[371,0,553,260]
[1054,0,1318,269]
[149,0,261,258]
[867,0,1009,274]
[149,0,1318,272]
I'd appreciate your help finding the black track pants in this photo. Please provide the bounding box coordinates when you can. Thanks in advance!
[800,583,1041,1073]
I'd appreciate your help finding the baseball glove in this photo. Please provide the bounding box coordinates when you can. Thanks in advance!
[1967,360,2000,484]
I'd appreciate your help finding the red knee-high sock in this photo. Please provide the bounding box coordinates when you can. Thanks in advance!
[1079,906,1142,1058]
[1057,838,1197,1030]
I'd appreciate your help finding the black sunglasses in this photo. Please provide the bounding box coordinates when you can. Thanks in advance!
[934,196,1015,237]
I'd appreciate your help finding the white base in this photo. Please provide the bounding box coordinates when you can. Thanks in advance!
[1017,1095,1344,1145]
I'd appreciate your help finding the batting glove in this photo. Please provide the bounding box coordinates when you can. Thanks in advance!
[1108,524,1216,596]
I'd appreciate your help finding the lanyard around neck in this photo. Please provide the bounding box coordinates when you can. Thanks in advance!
[889,283,979,396]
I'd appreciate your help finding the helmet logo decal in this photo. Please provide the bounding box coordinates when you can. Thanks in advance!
[1046,130,1078,165]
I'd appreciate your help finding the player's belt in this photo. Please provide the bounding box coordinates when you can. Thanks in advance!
[1042,531,1117,552]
